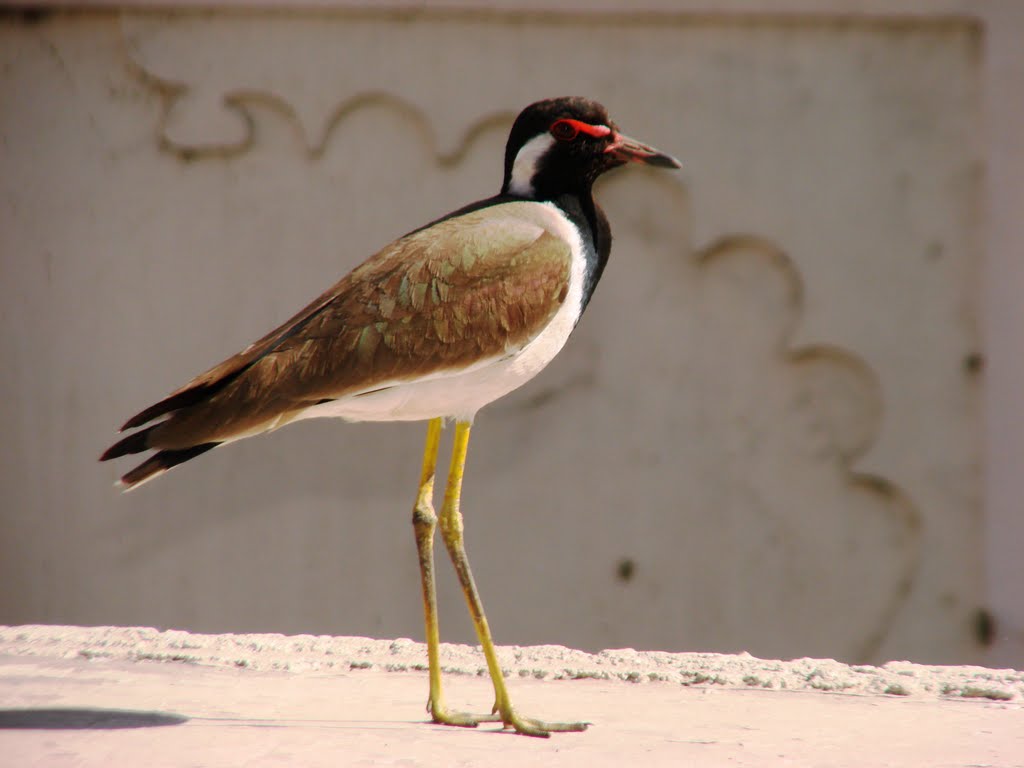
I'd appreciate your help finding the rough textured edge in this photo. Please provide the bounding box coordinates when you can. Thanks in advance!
[2,625,1022,703]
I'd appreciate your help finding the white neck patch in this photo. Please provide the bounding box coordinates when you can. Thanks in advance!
[507,133,556,198]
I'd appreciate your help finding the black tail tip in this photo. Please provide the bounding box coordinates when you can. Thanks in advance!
[113,442,220,491]
[100,427,156,462]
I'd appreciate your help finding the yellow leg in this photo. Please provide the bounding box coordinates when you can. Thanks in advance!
[437,420,589,738]
[412,418,498,728]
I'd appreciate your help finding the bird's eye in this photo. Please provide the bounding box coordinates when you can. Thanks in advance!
[550,120,579,142]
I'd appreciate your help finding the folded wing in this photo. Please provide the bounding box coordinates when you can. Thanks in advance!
[101,203,572,486]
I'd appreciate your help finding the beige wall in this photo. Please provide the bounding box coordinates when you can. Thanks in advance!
[1,3,1019,666]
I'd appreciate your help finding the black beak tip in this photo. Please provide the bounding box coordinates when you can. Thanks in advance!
[609,137,682,170]
[647,152,682,170]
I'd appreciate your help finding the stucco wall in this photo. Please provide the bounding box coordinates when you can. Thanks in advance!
[2,3,1019,666]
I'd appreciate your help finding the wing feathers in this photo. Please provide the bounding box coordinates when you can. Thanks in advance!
[119,277,352,430]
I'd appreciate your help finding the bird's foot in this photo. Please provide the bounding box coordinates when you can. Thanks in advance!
[496,705,590,738]
[428,699,501,729]
[429,698,587,737]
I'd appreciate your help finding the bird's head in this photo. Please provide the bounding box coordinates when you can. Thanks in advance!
[501,96,680,200]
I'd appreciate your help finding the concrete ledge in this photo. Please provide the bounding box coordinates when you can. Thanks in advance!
[2,626,1022,766]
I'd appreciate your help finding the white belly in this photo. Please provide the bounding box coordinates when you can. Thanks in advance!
[295,341,557,423]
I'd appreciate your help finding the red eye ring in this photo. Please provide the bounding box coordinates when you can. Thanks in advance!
[550,119,579,141]
[549,118,613,143]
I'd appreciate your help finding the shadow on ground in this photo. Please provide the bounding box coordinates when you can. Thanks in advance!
[0,708,189,729]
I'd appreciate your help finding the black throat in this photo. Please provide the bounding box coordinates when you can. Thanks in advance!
[548,191,611,315]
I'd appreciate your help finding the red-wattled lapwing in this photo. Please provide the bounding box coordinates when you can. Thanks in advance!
[101,96,680,737]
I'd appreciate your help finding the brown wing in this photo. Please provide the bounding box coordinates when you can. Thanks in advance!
[119,276,353,430]
[140,202,572,449]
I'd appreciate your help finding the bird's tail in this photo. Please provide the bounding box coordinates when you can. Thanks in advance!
[100,424,220,491]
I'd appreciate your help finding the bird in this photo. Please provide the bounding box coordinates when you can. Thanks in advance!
[101,96,680,737]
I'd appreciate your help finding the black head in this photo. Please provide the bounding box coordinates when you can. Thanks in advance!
[501,96,680,200]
